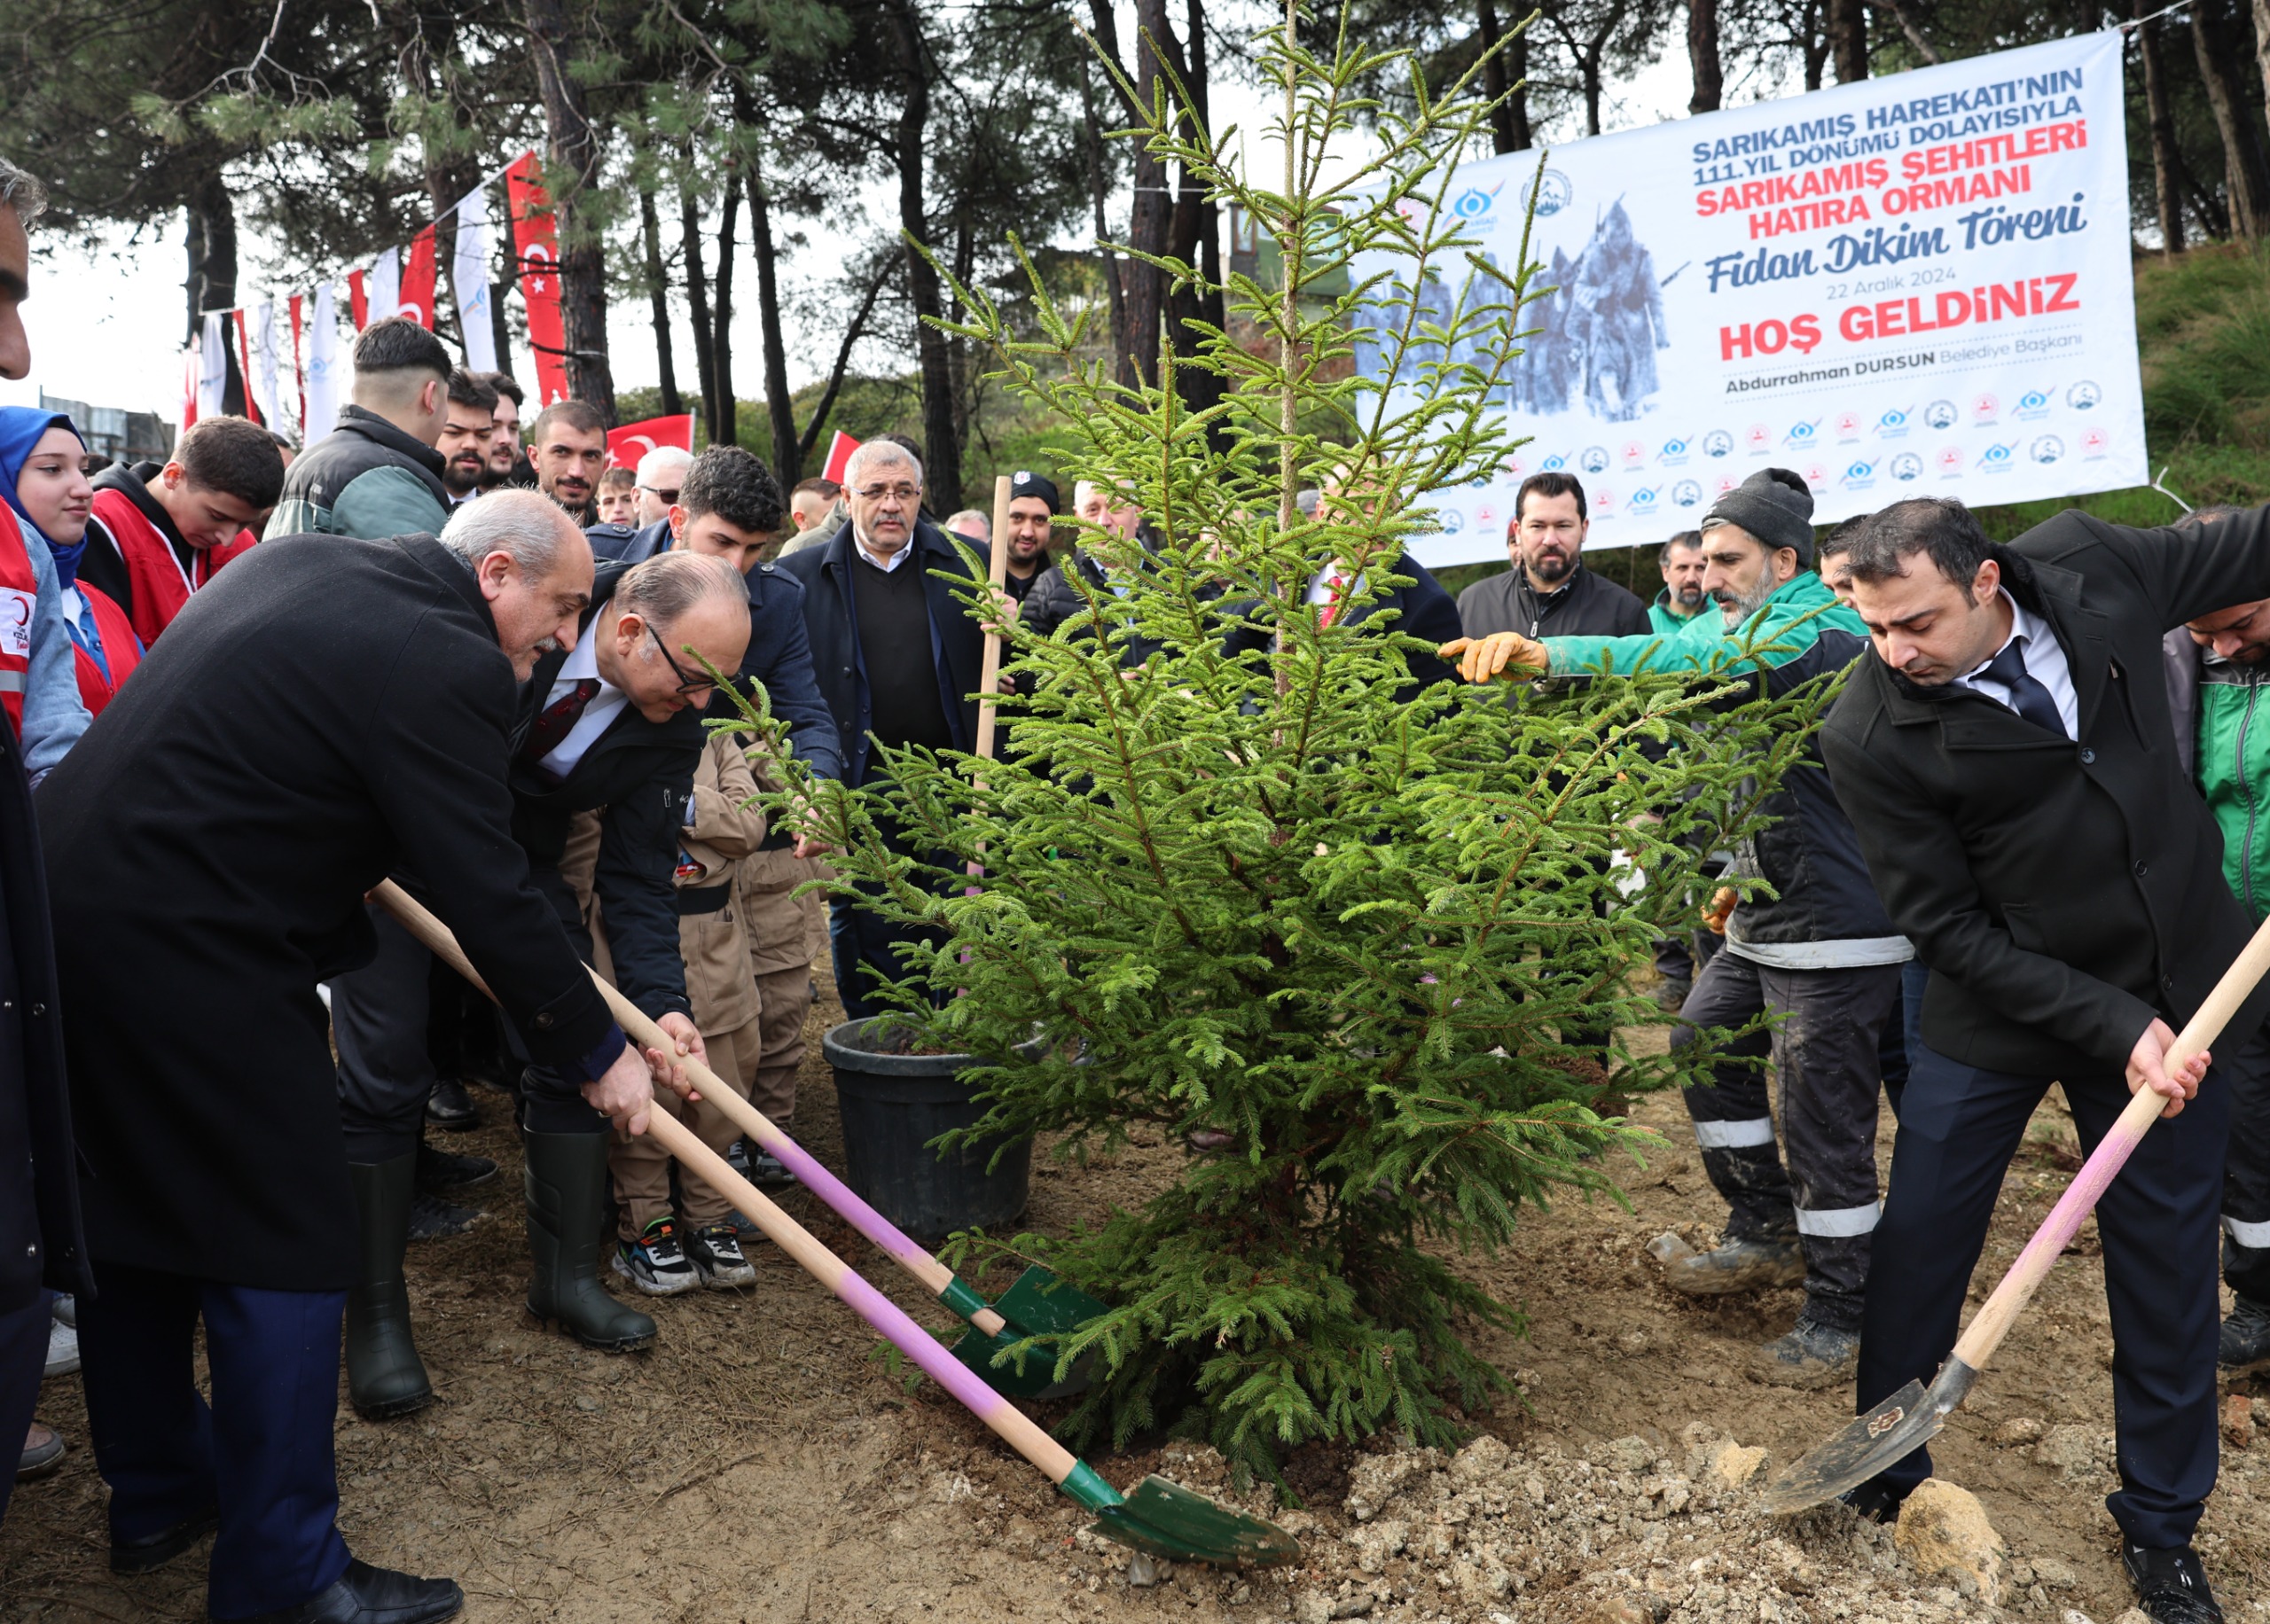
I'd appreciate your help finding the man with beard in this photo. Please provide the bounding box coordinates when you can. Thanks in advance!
[476,372,534,491]
[437,371,496,506]
[998,470,1058,603]
[530,401,607,524]
[1443,469,1911,1389]
[1454,472,1648,646]
[1651,530,1709,634]
[2159,510,2270,1388]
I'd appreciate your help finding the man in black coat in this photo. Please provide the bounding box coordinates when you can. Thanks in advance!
[1822,496,2270,1623]
[1453,471,1651,644]
[35,491,694,1624]
[776,440,988,1019]
[332,540,750,1415]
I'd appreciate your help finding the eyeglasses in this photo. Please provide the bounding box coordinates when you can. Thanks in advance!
[645,622,715,695]
[640,486,681,504]
[853,482,921,504]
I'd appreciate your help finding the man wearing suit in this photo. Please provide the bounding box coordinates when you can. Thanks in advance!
[1823,496,2270,1624]
[332,543,750,1418]
[36,491,693,1624]
[777,439,988,1020]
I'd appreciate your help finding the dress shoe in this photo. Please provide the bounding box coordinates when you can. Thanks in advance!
[2121,1538,2224,1624]
[425,1080,478,1132]
[111,1505,219,1573]
[222,1558,463,1623]
[415,1142,496,1191]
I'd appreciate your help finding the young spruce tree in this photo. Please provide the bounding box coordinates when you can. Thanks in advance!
[755,4,1830,1480]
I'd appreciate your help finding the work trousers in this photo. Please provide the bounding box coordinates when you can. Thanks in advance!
[1858,1038,2248,1546]
[0,1292,49,1528]
[78,1263,352,1620]
[751,964,811,1124]
[2222,1015,2270,1304]
[1675,950,1902,1331]
[613,1017,758,1238]
[335,904,604,1159]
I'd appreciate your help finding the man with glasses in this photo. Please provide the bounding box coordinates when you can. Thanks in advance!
[778,439,991,1019]
[589,445,701,566]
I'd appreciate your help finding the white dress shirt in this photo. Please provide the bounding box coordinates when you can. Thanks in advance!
[536,631,630,780]
[1954,589,2078,739]
[856,535,911,573]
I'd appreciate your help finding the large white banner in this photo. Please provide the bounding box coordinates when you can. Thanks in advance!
[1359,32,2144,566]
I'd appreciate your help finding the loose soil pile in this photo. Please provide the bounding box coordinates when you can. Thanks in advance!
[6,947,2268,1622]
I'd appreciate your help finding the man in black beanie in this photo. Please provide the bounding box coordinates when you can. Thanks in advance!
[1443,468,1912,1389]
[999,470,1058,603]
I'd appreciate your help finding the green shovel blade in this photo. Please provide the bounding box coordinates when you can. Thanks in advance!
[948,1265,1109,1399]
[1088,1475,1303,1567]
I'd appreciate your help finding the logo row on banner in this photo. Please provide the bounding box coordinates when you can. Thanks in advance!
[185,153,569,445]
[1350,31,2144,566]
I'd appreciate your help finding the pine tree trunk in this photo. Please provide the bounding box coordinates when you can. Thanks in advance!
[639,191,682,417]
[1075,52,1131,386]
[522,0,614,419]
[745,156,801,484]
[1829,0,1867,82]
[2140,0,2187,254]
[1123,0,1174,391]
[1480,0,1523,152]
[1803,0,1828,90]
[1687,0,1722,114]
[887,0,961,504]
[711,176,740,449]
[184,174,236,346]
[2196,0,2268,238]
[682,187,718,443]
[1506,22,1530,149]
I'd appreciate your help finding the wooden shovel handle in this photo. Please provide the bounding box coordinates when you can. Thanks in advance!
[1950,910,2270,1370]
[367,880,1008,1339]
[973,472,1014,769]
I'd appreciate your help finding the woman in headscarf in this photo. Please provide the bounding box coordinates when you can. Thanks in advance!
[0,408,140,715]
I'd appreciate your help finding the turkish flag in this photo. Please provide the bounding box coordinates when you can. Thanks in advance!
[821,430,861,484]
[505,152,568,407]
[347,268,369,331]
[233,310,262,428]
[607,414,693,471]
[396,225,438,329]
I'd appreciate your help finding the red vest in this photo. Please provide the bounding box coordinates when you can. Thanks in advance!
[67,583,142,717]
[87,491,254,647]
[0,509,41,738]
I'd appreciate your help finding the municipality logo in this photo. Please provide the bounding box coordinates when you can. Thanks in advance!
[1539,452,1568,472]
[1842,459,1877,490]
[2068,380,2102,410]
[1451,182,1506,224]
[1978,441,2016,472]
[1629,486,1661,514]
[1580,445,1610,474]
[2016,389,2051,421]
[1924,400,1958,430]
[1659,437,1692,466]
[1593,486,1617,514]
[1786,419,1822,450]
[1890,452,1922,481]
[1530,170,1573,216]
[1439,509,1466,535]
[1835,412,1862,441]
[1702,430,1734,458]
[1671,479,1702,507]
[2031,435,2064,465]
[1876,407,1914,439]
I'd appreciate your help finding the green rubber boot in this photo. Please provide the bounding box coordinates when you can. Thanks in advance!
[523,1129,656,1352]
[344,1154,434,1419]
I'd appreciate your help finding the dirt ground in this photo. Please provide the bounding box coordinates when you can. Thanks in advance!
[5,941,2267,1623]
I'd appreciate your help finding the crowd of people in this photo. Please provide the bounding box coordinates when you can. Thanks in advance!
[0,149,2265,1624]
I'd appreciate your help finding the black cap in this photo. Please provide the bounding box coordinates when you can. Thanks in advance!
[1008,470,1060,514]
[1702,467,1815,565]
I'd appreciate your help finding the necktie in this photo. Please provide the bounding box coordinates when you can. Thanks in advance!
[1319,574,1347,629]
[1978,638,2065,737]
[521,676,601,767]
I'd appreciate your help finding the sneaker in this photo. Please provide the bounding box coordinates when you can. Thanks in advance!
[51,1293,74,1329]
[427,1077,479,1131]
[685,1224,757,1287]
[406,1191,481,1242]
[746,1148,797,1189]
[417,1140,497,1191]
[1661,1235,1804,1296]
[2121,1538,2225,1624]
[1749,1316,1860,1389]
[612,1217,699,1296]
[43,1319,77,1380]
[17,1422,63,1480]
[725,1139,754,1180]
[2219,1294,2270,1374]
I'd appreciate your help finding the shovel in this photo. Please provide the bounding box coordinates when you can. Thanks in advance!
[381,886,1300,1567]
[1765,911,2270,1515]
[372,880,1102,1398]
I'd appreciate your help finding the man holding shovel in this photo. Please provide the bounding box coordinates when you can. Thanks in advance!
[35,492,696,1624]
[1820,496,2270,1624]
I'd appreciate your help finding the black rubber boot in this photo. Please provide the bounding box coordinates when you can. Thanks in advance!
[344,1155,434,1420]
[2219,1294,2270,1374]
[523,1129,656,1353]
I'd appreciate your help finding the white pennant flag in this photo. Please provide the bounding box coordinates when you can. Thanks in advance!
[198,311,230,419]
[304,285,342,444]
[247,301,287,440]
[452,184,497,373]
[369,248,401,328]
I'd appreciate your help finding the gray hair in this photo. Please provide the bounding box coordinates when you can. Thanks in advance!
[438,488,582,576]
[635,444,693,487]
[0,157,48,225]
[615,550,747,630]
[843,440,920,490]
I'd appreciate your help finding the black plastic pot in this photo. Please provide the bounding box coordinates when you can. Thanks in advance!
[821,1018,1047,1247]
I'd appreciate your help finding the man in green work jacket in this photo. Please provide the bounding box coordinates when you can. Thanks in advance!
[2162,504,2270,1379]
[1648,529,1710,636]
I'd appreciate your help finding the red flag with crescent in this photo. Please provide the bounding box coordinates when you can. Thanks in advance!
[505,152,568,406]
[606,414,693,470]
[397,225,438,329]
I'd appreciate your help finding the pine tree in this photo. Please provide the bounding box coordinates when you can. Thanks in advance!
[748,3,1832,1480]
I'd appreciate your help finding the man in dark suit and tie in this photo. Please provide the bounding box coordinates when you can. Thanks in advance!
[776,439,988,1019]
[1823,496,2270,1624]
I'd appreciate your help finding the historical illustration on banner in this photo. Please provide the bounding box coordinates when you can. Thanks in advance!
[1352,32,2147,566]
